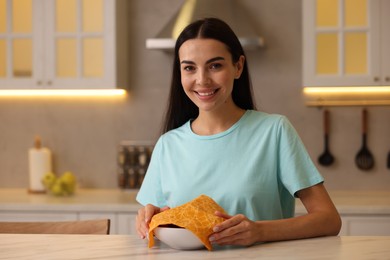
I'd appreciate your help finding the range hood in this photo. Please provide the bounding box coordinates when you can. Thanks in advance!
[146,0,265,51]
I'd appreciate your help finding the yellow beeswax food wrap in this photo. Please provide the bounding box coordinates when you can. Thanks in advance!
[148,195,226,251]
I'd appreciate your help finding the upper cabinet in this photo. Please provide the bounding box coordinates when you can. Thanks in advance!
[303,0,390,87]
[0,0,125,89]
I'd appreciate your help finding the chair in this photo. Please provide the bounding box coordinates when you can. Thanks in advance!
[0,219,110,235]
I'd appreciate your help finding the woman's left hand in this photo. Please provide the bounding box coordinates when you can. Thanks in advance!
[209,211,261,246]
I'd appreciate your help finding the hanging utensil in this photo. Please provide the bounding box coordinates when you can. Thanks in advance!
[355,109,374,170]
[318,109,334,166]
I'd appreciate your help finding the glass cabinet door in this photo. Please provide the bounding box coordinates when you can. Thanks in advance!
[46,0,115,89]
[0,0,43,88]
[0,0,116,89]
[303,0,381,87]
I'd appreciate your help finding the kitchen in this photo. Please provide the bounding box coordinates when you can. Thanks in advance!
[0,0,390,258]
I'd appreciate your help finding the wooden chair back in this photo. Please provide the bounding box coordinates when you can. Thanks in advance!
[0,219,110,235]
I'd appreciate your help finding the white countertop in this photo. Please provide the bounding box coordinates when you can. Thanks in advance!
[1,189,390,215]
[1,234,389,259]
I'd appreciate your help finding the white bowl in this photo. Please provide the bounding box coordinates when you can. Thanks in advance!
[154,227,205,250]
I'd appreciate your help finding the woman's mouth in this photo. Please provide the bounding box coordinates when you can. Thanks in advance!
[195,89,219,98]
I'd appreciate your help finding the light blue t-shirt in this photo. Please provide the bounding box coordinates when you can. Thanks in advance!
[136,110,323,221]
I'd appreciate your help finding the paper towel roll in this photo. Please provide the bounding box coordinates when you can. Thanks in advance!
[28,146,52,193]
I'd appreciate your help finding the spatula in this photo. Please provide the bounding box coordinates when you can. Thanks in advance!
[355,109,374,170]
[318,109,334,166]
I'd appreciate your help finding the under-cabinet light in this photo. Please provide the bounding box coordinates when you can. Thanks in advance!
[303,86,390,95]
[0,89,126,97]
[303,86,390,106]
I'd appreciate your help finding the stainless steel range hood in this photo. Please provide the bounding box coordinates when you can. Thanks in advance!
[146,0,265,51]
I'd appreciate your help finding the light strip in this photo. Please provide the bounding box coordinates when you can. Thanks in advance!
[303,86,390,106]
[0,89,126,97]
[303,86,390,94]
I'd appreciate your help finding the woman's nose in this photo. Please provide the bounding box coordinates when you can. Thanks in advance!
[196,70,210,86]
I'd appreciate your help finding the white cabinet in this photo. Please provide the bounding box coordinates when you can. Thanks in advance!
[342,216,390,235]
[0,0,126,89]
[117,213,137,235]
[303,0,390,87]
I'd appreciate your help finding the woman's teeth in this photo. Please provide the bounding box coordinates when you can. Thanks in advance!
[197,90,216,96]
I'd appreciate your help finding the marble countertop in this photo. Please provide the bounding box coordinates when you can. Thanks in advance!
[1,189,390,215]
[1,234,389,259]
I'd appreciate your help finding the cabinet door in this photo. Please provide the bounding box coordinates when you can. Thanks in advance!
[0,0,44,88]
[78,212,117,234]
[45,0,116,89]
[117,213,137,235]
[0,211,78,221]
[381,0,390,84]
[343,216,390,235]
[303,0,380,87]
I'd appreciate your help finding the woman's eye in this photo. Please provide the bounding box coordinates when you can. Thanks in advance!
[183,66,195,72]
[210,63,222,70]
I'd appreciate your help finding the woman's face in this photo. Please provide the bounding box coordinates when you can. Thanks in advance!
[178,38,244,113]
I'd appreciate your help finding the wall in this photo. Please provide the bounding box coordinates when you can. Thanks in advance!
[0,0,389,190]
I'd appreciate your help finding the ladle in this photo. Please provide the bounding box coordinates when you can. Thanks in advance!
[318,109,334,166]
[355,109,374,170]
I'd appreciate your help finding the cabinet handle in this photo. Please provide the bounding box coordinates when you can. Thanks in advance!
[374,77,380,82]
[47,80,52,85]
[385,77,390,82]
[37,80,42,85]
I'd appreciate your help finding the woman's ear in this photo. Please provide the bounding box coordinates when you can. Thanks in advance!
[235,55,245,79]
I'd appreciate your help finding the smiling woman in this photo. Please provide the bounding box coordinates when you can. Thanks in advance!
[135,17,341,248]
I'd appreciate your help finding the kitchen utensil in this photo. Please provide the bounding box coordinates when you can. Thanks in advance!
[318,109,334,166]
[355,109,374,170]
[154,227,204,250]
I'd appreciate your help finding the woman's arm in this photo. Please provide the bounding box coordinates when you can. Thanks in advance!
[210,183,341,246]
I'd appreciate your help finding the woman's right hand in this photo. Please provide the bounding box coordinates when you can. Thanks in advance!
[136,204,170,239]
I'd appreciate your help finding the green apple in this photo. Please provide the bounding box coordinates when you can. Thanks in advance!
[50,180,65,196]
[59,171,76,194]
[41,172,57,190]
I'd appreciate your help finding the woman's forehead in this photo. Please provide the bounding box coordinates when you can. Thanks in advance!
[178,38,231,61]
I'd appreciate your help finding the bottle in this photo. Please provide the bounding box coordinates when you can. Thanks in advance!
[28,136,52,193]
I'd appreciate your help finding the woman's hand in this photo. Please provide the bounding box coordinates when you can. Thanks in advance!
[209,211,261,246]
[136,204,170,239]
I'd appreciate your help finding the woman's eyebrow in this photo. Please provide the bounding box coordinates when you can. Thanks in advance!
[180,56,225,65]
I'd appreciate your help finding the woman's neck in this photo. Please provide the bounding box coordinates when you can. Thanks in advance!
[191,105,246,136]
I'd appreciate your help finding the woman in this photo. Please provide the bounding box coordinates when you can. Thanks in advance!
[136,18,341,246]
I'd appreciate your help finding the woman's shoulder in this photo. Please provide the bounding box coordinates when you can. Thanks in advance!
[246,110,288,124]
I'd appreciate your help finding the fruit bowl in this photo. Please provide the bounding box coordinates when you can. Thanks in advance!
[154,226,205,250]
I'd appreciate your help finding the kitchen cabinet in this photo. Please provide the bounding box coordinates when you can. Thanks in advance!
[116,213,137,235]
[342,216,390,235]
[303,0,390,87]
[0,0,127,89]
